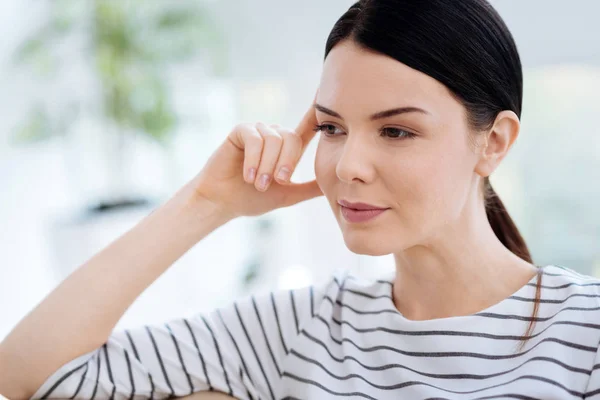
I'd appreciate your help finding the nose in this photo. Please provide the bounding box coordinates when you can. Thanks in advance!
[335,136,376,184]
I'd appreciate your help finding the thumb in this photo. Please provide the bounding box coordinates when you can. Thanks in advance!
[281,180,323,206]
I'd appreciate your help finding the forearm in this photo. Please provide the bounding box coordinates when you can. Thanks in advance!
[0,185,230,399]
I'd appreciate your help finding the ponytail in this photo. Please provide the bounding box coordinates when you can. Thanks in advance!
[484,178,532,263]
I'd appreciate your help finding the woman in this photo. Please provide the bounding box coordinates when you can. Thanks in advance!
[2,0,599,398]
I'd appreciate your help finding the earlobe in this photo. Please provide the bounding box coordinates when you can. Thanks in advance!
[475,139,494,178]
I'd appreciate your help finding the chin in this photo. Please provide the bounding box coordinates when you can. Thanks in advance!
[342,233,394,256]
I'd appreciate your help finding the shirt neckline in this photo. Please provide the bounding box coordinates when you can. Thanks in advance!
[377,265,546,326]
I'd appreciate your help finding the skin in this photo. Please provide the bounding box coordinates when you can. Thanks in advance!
[314,40,538,321]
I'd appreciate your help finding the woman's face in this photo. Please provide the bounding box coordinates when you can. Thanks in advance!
[314,40,484,256]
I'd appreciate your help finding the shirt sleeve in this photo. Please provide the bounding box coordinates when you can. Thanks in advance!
[31,282,323,400]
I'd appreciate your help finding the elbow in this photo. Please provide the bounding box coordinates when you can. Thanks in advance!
[0,348,36,400]
[0,388,32,400]
[0,376,33,400]
[0,375,34,400]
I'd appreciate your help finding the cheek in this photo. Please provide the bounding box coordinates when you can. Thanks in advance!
[314,140,338,193]
[409,141,474,219]
[385,142,466,214]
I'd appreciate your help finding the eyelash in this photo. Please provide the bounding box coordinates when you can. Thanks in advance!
[312,123,417,140]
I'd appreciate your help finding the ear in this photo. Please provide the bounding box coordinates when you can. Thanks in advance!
[474,110,520,178]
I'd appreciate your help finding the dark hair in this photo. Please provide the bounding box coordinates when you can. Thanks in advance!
[324,0,541,350]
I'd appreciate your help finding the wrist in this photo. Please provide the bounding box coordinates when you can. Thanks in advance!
[168,181,234,238]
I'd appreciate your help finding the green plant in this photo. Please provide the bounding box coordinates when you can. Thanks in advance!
[13,0,227,145]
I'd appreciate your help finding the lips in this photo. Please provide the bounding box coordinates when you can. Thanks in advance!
[338,199,388,211]
[338,199,390,223]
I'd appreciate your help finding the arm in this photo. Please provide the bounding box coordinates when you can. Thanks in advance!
[0,184,231,400]
[0,96,321,400]
[26,282,322,399]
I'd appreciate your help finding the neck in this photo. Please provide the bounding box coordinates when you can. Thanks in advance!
[391,193,537,321]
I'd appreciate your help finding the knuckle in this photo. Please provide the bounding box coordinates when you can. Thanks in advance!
[262,133,283,147]
[249,134,264,146]
[255,121,273,132]
[233,122,251,131]
[244,129,263,145]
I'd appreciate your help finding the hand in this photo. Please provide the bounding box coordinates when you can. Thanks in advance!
[186,92,323,219]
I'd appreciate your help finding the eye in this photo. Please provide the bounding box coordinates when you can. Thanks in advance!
[312,124,417,140]
[381,127,417,140]
[313,123,344,137]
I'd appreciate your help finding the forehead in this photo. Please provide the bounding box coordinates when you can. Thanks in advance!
[318,40,453,115]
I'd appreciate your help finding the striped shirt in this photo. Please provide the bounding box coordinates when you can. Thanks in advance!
[33,264,600,399]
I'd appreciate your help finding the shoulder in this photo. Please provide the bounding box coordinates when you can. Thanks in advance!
[308,269,398,321]
[239,269,396,329]
[539,264,600,319]
[212,270,349,338]
[542,264,600,293]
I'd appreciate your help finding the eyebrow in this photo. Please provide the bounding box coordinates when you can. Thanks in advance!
[314,103,430,120]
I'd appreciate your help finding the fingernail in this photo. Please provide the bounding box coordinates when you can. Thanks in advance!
[276,167,290,181]
[248,168,256,181]
[258,174,271,190]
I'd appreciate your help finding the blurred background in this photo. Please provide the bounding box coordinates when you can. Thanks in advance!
[0,0,598,340]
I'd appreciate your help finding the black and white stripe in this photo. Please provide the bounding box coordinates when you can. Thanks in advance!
[32,265,600,399]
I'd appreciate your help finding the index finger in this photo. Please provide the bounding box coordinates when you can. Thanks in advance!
[295,89,320,147]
